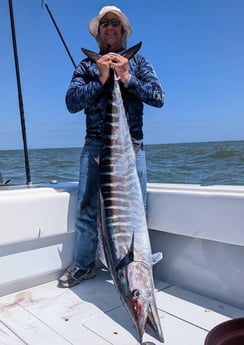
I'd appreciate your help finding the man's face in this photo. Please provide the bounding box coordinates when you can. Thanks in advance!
[99,13,124,51]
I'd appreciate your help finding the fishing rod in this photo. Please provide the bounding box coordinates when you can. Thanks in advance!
[41,1,77,68]
[8,0,32,185]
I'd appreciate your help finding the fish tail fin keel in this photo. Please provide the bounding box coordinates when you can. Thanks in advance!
[80,48,101,62]
[81,42,142,62]
[121,41,142,59]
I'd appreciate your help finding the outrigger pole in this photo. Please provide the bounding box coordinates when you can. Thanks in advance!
[42,1,77,68]
[8,0,31,185]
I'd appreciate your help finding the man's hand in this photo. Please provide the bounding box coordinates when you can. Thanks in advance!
[109,54,130,84]
[97,55,112,85]
[97,53,130,85]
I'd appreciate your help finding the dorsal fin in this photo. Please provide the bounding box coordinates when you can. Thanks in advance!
[81,42,142,62]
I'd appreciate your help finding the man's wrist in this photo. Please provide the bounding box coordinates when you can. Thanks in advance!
[99,75,107,85]
[123,73,131,87]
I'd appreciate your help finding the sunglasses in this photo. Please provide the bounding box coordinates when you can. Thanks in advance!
[99,19,121,27]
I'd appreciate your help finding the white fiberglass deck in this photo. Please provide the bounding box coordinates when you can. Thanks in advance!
[1,268,243,345]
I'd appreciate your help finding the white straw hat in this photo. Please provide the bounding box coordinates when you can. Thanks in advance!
[88,6,132,49]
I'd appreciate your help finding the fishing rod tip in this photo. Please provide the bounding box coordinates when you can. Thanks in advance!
[41,0,46,9]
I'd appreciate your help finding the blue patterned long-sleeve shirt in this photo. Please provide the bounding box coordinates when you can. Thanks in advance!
[66,50,164,141]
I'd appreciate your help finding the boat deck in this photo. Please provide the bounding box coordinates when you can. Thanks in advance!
[0,268,243,345]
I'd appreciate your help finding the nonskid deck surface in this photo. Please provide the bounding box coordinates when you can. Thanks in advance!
[0,268,243,345]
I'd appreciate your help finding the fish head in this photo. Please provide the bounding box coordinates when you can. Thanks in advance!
[117,261,164,343]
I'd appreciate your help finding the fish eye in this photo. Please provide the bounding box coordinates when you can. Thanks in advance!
[132,289,140,298]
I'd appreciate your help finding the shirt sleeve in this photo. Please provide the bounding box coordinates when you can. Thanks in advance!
[65,61,103,113]
[125,55,165,108]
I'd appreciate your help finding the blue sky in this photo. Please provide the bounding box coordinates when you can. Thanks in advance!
[1,0,244,149]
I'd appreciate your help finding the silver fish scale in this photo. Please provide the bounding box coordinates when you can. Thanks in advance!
[100,77,152,263]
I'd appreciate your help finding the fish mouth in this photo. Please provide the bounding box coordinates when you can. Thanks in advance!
[145,303,164,343]
[117,261,164,343]
[135,299,164,343]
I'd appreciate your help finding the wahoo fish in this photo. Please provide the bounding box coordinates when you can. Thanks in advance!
[82,42,164,344]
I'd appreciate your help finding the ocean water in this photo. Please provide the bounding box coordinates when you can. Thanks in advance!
[1,140,244,186]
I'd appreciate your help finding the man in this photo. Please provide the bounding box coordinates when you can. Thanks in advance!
[58,6,164,288]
